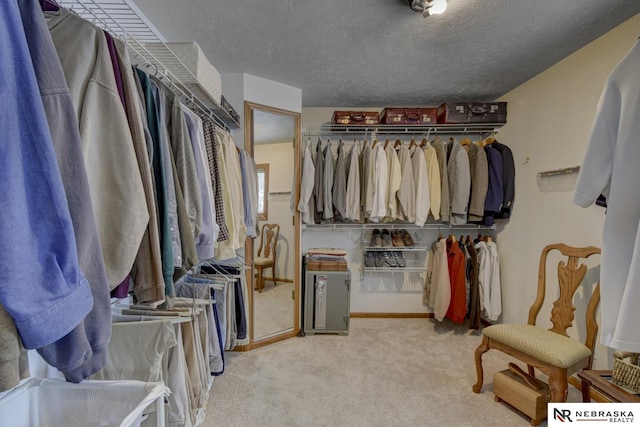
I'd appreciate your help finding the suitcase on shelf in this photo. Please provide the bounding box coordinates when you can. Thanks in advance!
[331,111,379,125]
[380,107,438,125]
[437,102,507,124]
[379,107,405,124]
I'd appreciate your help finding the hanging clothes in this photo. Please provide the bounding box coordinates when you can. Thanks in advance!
[313,139,325,223]
[369,143,389,222]
[21,0,113,382]
[114,39,165,304]
[411,145,430,227]
[332,141,348,220]
[239,148,259,238]
[492,140,515,219]
[574,38,640,351]
[48,8,149,289]
[200,116,230,242]
[430,137,450,222]
[136,68,176,297]
[396,144,416,223]
[465,238,481,330]
[182,106,218,260]
[423,141,441,221]
[323,142,335,220]
[384,143,402,220]
[1,0,105,386]
[345,142,362,222]
[425,237,451,322]
[446,236,467,324]
[483,143,503,226]
[298,140,316,224]
[466,142,489,223]
[446,138,471,225]
[360,140,373,220]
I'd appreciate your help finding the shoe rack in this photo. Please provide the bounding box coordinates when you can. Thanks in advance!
[361,228,428,276]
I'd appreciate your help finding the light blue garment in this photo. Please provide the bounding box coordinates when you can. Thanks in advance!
[18,0,111,381]
[238,149,258,238]
[0,0,93,349]
[182,106,218,259]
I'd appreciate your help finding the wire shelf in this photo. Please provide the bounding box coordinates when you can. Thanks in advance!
[362,246,428,252]
[303,123,502,138]
[61,0,240,130]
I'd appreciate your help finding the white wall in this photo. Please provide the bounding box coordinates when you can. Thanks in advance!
[494,13,640,369]
[255,142,296,281]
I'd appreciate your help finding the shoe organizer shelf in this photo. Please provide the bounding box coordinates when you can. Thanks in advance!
[361,228,428,276]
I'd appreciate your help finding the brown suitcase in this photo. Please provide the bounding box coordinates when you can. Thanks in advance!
[332,111,379,125]
[380,107,438,125]
[437,102,507,124]
[379,108,406,124]
[405,107,438,124]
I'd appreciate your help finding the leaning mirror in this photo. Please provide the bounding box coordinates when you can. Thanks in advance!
[245,102,300,345]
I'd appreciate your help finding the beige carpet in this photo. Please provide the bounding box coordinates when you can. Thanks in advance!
[203,318,581,427]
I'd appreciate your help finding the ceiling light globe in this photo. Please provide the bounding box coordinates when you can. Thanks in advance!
[428,0,447,15]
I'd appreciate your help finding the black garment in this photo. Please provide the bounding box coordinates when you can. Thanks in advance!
[466,240,481,330]
[492,141,515,219]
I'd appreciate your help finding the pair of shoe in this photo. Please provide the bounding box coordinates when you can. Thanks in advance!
[382,251,407,268]
[396,229,415,247]
[372,229,414,247]
[364,251,406,268]
[371,229,392,247]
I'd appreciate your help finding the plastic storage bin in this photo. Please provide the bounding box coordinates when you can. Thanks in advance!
[0,378,167,427]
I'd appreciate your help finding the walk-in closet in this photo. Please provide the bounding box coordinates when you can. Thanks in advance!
[3,0,640,425]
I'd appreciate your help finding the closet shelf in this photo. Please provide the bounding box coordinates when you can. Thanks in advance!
[64,0,240,130]
[304,123,502,137]
[363,265,426,273]
[363,246,428,252]
[303,223,495,231]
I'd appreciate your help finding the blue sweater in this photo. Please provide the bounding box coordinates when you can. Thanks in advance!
[17,0,112,382]
[0,1,93,350]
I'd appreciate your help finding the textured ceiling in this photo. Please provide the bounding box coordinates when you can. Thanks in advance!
[130,0,640,107]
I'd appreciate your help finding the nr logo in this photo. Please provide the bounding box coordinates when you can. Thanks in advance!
[553,408,573,422]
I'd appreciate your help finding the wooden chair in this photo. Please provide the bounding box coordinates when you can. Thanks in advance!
[254,223,280,293]
[472,243,601,403]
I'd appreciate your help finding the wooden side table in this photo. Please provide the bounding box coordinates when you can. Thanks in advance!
[577,370,640,403]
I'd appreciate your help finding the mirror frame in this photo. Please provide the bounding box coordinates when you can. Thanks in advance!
[242,101,301,350]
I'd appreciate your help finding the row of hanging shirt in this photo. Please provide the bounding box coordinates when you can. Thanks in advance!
[425,234,501,328]
[0,1,258,391]
[298,135,515,227]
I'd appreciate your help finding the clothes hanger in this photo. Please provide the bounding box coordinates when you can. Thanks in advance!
[420,138,428,148]
[460,137,471,146]
[409,136,417,149]
[394,138,402,148]
[483,135,496,146]
[383,138,390,149]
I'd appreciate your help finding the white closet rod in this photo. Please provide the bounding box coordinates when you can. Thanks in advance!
[61,0,234,131]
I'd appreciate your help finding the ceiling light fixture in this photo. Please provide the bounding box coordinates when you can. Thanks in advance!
[409,0,447,17]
